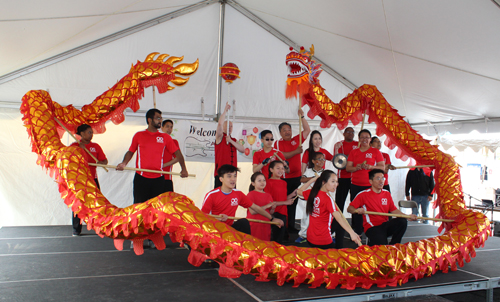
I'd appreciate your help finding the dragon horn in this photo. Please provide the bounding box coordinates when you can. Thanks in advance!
[154,54,169,62]
[145,52,160,62]
[165,56,184,66]
[310,44,315,57]
[173,59,199,76]
[171,77,190,86]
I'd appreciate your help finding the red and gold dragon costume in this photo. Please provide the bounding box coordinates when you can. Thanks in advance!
[21,49,490,290]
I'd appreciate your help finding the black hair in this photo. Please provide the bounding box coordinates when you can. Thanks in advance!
[217,164,240,179]
[278,122,291,132]
[162,119,173,127]
[307,130,323,168]
[370,136,380,145]
[249,172,265,192]
[309,151,325,168]
[146,108,162,124]
[306,170,336,215]
[369,169,385,180]
[260,129,272,139]
[358,129,371,138]
[268,160,284,179]
[76,124,92,136]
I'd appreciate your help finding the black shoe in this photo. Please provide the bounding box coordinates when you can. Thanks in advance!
[72,232,80,237]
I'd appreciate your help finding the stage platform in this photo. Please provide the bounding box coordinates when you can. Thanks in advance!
[0,222,499,302]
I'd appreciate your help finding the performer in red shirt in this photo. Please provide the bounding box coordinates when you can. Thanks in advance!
[298,170,360,249]
[117,109,188,204]
[370,136,395,192]
[202,165,284,234]
[214,102,245,188]
[247,172,276,241]
[345,129,385,235]
[70,124,108,236]
[161,119,180,192]
[265,161,295,243]
[253,130,288,179]
[348,169,417,246]
[301,130,333,174]
[274,108,311,234]
[331,127,358,246]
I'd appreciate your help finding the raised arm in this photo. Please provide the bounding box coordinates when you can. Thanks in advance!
[299,108,311,140]
[215,102,231,144]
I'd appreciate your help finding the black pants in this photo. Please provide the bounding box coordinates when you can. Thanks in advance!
[284,177,301,231]
[331,177,351,248]
[271,212,287,244]
[307,240,335,249]
[133,173,166,204]
[164,179,173,192]
[232,219,251,235]
[365,218,407,246]
[73,178,100,234]
[350,183,371,235]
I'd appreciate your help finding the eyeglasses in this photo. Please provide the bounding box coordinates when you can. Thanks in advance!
[373,177,385,181]
[345,130,354,134]
[264,138,274,141]
[359,137,371,140]
[314,158,325,161]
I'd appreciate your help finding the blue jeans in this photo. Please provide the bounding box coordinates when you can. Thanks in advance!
[412,195,429,224]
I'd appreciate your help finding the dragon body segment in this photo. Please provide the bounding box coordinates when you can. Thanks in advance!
[20,50,490,290]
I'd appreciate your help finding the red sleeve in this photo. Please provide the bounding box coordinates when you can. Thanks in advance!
[164,134,179,154]
[173,140,179,158]
[347,148,356,162]
[374,149,384,163]
[128,133,139,153]
[323,149,333,161]
[95,143,107,161]
[238,191,254,208]
[325,194,336,213]
[350,193,364,209]
[383,153,391,165]
[201,193,213,214]
[302,150,309,164]
[302,189,311,201]
[252,151,261,164]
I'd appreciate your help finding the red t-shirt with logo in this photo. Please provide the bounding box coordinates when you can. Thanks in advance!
[247,190,273,241]
[264,178,288,216]
[201,188,253,226]
[214,133,238,176]
[302,190,337,246]
[128,130,179,179]
[253,148,285,179]
[70,141,107,179]
[350,188,397,233]
[381,152,391,186]
[333,140,358,178]
[163,139,179,180]
[302,148,333,169]
[274,132,306,178]
[347,147,384,186]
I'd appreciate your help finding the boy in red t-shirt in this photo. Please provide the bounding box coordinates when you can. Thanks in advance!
[202,165,284,234]
[347,169,417,246]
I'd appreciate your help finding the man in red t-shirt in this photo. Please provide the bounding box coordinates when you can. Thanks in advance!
[253,129,287,179]
[161,119,181,192]
[202,164,284,234]
[214,102,245,188]
[117,109,188,204]
[70,124,108,236]
[331,127,358,246]
[274,108,311,233]
[347,169,417,246]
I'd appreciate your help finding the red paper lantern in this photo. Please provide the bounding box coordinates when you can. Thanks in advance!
[220,63,240,83]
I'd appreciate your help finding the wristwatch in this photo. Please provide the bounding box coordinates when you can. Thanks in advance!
[269,214,275,221]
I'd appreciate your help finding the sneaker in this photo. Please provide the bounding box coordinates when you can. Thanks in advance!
[294,237,307,244]
[72,232,80,237]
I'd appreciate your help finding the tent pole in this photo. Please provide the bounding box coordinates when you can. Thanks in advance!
[215,1,226,122]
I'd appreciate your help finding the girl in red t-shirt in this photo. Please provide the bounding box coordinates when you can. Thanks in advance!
[299,170,361,249]
[301,130,333,174]
[265,160,295,243]
[247,172,275,241]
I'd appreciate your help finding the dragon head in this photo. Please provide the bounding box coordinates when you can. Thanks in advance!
[285,45,322,99]
[130,52,199,93]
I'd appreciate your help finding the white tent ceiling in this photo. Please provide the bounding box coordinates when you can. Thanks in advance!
[1,0,500,132]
